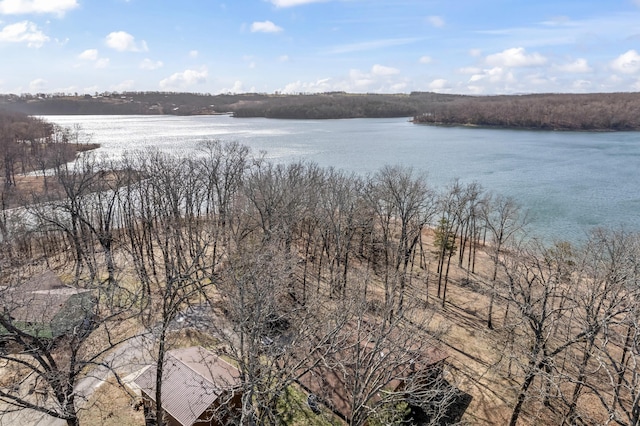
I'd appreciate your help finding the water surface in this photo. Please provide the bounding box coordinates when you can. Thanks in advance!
[45,115,640,243]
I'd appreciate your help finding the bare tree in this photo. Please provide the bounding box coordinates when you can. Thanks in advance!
[116,150,218,425]
[315,168,366,298]
[26,153,104,282]
[212,241,349,425]
[433,181,464,308]
[482,193,526,329]
[196,139,249,270]
[566,230,640,426]
[366,165,435,316]
[301,287,454,426]
[0,270,140,426]
[500,240,609,426]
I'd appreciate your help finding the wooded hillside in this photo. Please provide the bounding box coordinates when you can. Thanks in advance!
[413,92,640,131]
[0,91,460,118]
[3,91,640,130]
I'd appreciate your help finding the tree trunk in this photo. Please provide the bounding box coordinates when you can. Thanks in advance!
[509,370,537,426]
[487,285,495,329]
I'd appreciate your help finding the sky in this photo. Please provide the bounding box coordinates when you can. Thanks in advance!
[1,0,640,95]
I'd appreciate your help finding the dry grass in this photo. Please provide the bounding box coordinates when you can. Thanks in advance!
[78,378,144,426]
[396,229,517,425]
[168,327,220,350]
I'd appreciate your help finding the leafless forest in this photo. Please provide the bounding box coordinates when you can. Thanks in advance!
[4,91,640,130]
[413,92,640,131]
[1,112,640,426]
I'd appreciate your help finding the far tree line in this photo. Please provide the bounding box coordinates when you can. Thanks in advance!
[4,91,640,130]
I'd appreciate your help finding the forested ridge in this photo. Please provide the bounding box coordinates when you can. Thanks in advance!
[1,114,640,425]
[0,91,459,118]
[413,92,640,131]
[3,91,640,130]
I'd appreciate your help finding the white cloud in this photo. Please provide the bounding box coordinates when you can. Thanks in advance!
[78,48,98,61]
[419,56,432,64]
[140,58,163,70]
[105,31,148,52]
[268,0,327,7]
[555,58,592,73]
[282,78,332,94]
[280,64,411,94]
[372,64,399,76]
[0,0,78,17]
[78,48,109,68]
[159,67,208,90]
[189,50,198,58]
[250,20,283,33]
[426,15,445,28]
[110,80,135,92]
[485,47,547,68]
[469,48,482,57]
[611,50,640,74]
[469,67,515,84]
[429,78,448,90]
[0,20,47,47]
[348,69,375,88]
[222,80,256,94]
[29,77,46,91]
[279,54,289,62]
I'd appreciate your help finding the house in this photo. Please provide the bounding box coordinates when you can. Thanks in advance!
[133,346,242,426]
[297,317,448,423]
[0,270,94,339]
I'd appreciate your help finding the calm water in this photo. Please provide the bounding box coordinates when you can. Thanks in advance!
[44,115,640,243]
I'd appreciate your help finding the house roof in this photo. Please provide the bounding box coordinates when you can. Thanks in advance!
[134,346,240,426]
[18,269,66,292]
[0,271,92,331]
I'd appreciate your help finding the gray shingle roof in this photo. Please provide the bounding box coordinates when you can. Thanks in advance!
[0,270,93,337]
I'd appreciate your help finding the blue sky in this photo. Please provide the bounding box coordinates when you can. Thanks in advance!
[1,0,640,95]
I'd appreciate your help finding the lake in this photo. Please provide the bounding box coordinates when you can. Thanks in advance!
[43,114,640,243]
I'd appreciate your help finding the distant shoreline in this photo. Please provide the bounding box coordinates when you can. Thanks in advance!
[4,91,640,132]
[412,120,621,132]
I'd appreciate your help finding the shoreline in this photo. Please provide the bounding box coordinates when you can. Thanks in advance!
[411,120,629,132]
